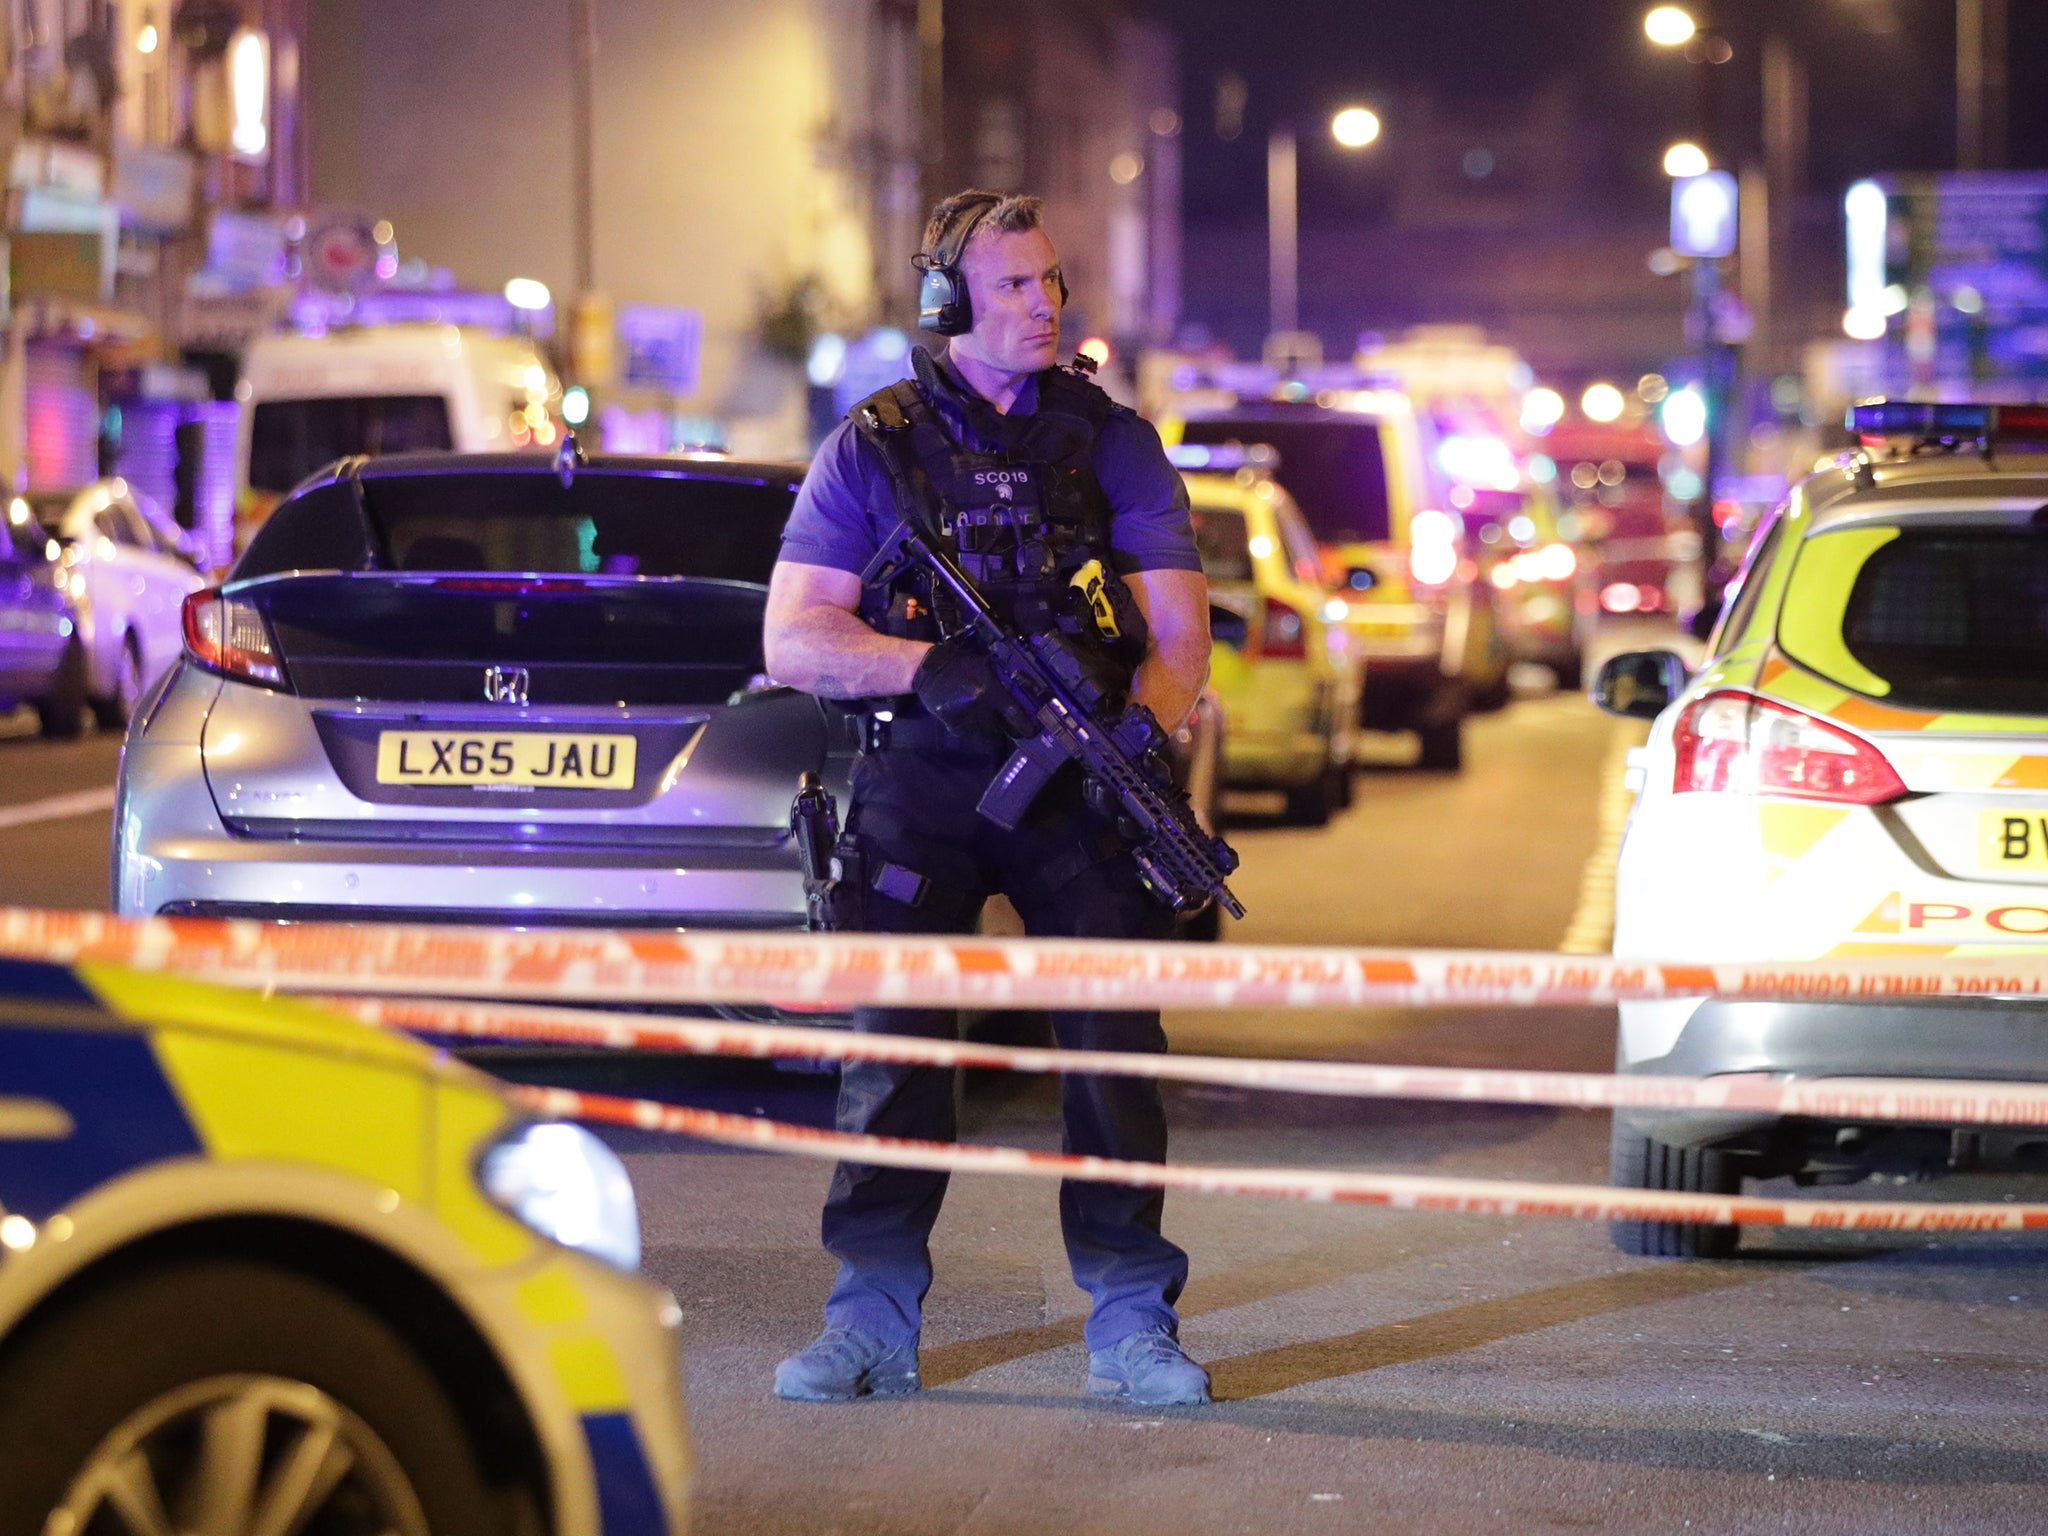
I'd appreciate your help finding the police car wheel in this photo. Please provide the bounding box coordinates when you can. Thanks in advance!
[90,634,144,731]
[0,1256,514,1536]
[1608,1122,1742,1260]
[1329,761,1356,811]
[1416,720,1463,772]
[32,637,86,740]
[1280,771,1331,827]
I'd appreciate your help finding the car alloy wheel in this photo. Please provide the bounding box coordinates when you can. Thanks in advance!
[47,1374,431,1536]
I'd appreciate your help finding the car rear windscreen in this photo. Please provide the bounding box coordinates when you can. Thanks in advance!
[1837,528,2048,715]
[249,396,456,494]
[237,470,798,584]
[1189,504,1253,582]
[1178,416,1391,544]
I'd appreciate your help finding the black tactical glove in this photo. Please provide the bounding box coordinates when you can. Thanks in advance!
[1030,628,1129,715]
[911,639,1014,739]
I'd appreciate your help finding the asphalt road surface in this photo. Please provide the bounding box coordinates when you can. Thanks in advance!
[7,682,2048,1534]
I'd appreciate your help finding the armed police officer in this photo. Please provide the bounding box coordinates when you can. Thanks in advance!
[763,190,1219,1407]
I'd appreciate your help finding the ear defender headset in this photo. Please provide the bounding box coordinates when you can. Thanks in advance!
[913,195,1069,337]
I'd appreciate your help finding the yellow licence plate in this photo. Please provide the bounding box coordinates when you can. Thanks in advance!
[375,731,637,789]
[1979,810,2048,871]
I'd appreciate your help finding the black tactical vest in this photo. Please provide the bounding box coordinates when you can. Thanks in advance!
[853,352,1148,677]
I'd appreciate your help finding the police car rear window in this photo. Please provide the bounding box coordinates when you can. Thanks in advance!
[1188,504,1253,583]
[1177,417,1391,544]
[1835,528,2048,715]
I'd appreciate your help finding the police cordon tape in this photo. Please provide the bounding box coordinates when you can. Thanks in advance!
[5,905,2048,1008]
[502,1082,2048,1236]
[9,897,2042,1234]
[338,995,2048,1129]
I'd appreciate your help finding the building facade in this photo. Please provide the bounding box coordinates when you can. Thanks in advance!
[306,0,925,456]
[305,0,1177,452]
[0,0,308,560]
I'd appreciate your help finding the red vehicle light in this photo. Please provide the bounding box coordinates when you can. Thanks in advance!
[1254,596,1308,660]
[1994,404,2048,440]
[181,588,287,689]
[1672,689,1906,804]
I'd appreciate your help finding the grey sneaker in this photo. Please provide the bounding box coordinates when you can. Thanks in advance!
[773,1326,921,1402]
[1086,1328,1211,1406]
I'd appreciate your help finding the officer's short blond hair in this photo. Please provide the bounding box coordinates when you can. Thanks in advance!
[921,191,1044,258]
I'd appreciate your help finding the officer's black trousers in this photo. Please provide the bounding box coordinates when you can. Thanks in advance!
[819,738,1189,1352]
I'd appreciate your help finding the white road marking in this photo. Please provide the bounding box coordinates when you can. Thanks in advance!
[1558,718,1648,955]
[0,785,116,832]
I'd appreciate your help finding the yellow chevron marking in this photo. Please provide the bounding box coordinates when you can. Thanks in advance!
[1995,758,2048,790]
[1853,893,1903,935]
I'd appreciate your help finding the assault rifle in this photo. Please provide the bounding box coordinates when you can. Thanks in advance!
[864,517,1245,920]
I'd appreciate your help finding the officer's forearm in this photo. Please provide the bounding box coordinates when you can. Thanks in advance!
[1123,569,1211,731]
[768,605,931,699]
[1130,650,1206,733]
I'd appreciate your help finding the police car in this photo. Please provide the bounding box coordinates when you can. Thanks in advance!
[1174,450,1364,825]
[1594,401,2048,1257]
[1163,370,1506,771]
[0,957,688,1532]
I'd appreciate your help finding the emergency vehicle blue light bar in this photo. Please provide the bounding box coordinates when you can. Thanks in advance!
[1166,442,1279,472]
[1847,401,1991,438]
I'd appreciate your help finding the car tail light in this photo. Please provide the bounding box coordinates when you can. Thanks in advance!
[1601,581,1664,614]
[1254,596,1308,660]
[181,588,286,689]
[1672,690,1906,804]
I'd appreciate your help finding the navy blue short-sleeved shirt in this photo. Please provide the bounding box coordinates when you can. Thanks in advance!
[779,354,1200,578]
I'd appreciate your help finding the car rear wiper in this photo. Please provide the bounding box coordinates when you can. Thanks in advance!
[341,456,389,570]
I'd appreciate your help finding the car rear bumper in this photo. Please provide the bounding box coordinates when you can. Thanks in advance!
[1218,666,1333,787]
[116,743,808,927]
[1223,734,1328,787]
[1618,995,2048,1148]
[127,835,806,927]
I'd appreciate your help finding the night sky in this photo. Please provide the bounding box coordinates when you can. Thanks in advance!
[1141,0,2048,227]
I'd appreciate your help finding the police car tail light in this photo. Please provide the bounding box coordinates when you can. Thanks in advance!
[1672,689,1906,804]
[181,588,286,689]
[1255,596,1308,660]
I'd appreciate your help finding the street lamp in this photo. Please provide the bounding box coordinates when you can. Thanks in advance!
[1662,141,1709,178]
[1331,106,1380,149]
[1644,6,1697,47]
[1268,106,1381,350]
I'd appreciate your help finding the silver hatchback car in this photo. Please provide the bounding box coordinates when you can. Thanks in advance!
[114,450,852,933]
